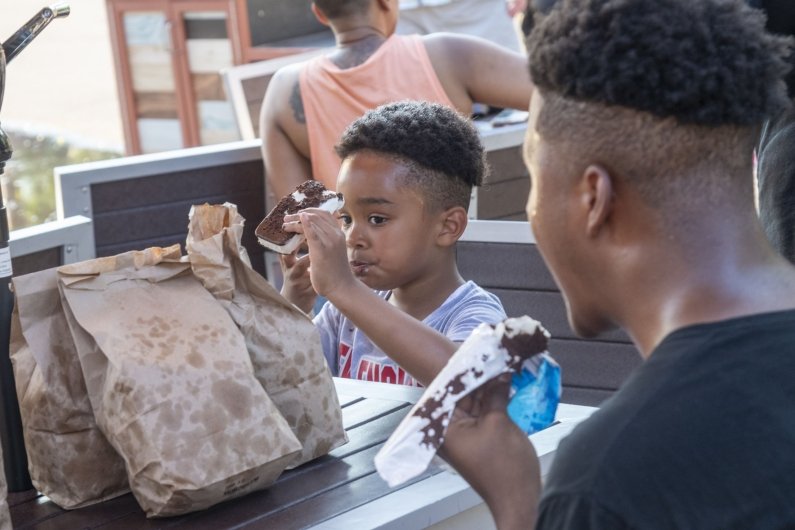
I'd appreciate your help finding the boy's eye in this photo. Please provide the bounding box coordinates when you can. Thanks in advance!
[368,215,387,225]
[339,214,352,227]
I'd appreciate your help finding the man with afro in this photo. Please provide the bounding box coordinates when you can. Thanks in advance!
[438,0,795,528]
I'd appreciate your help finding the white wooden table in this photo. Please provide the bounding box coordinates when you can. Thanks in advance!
[314,379,596,530]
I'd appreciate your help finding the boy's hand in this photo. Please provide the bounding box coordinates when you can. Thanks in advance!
[279,250,316,314]
[440,374,541,530]
[283,208,356,300]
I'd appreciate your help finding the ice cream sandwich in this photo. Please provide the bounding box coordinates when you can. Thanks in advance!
[374,316,551,487]
[255,180,343,254]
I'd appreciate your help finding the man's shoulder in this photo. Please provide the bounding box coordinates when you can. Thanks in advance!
[262,63,310,128]
[269,63,304,94]
[443,281,505,313]
[420,31,500,54]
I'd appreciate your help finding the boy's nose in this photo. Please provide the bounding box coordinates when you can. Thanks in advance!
[344,223,368,248]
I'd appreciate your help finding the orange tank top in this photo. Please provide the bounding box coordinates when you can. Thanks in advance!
[299,34,455,189]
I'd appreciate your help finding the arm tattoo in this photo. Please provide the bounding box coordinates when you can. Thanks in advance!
[289,81,306,124]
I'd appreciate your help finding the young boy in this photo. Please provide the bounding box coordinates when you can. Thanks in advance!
[281,100,506,386]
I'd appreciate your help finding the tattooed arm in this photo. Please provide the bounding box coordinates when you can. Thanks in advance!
[260,65,314,200]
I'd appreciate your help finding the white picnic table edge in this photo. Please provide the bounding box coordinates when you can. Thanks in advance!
[323,378,596,529]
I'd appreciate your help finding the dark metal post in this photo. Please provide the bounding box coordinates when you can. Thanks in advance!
[0,3,70,492]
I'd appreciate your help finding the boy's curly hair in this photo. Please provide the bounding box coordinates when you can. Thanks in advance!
[527,0,793,126]
[336,101,488,211]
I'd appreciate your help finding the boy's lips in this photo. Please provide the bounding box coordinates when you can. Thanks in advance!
[350,260,370,275]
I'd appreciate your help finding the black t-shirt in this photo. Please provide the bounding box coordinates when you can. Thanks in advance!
[537,310,795,529]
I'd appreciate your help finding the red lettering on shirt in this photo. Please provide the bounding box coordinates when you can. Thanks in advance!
[354,357,420,387]
[339,343,352,379]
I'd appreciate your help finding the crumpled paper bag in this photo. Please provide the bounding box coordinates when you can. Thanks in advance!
[57,245,302,517]
[186,203,347,467]
[10,267,129,508]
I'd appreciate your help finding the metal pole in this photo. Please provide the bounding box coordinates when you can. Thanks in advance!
[0,3,70,492]
[0,113,29,493]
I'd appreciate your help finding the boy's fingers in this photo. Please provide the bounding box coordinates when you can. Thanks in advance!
[299,212,317,241]
[280,253,295,268]
[301,212,339,245]
[282,219,304,234]
[294,253,311,271]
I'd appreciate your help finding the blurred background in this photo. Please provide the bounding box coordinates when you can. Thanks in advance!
[0,1,124,230]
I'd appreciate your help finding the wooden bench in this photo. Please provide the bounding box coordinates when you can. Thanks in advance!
[9,215,94,276]
[459,220,642,406]
[54,125,529,290]
[55,141,269,277]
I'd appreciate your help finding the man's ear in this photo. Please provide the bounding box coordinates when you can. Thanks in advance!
[580,164,614,238]
[436,206,468,247]
[311,3,330,26]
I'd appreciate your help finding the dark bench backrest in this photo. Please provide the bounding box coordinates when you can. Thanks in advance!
[9,216,95,276]
[56,141,268,277]
[458,221,642,406]
[477,146,530,221]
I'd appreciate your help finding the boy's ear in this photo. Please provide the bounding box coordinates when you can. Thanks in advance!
[311,3,330,26]
[436,206,468,247]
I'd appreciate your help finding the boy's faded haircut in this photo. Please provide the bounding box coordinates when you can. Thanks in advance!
[313,0,371,19]
[335,101,488,211]
[525,0,793,207]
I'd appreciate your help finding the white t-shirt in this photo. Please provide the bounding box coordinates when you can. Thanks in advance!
[313,281,506,386]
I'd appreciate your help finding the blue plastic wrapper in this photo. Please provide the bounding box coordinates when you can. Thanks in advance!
[507,353,561,434]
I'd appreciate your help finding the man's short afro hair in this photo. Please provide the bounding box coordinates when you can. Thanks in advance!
[527,0,794,126]
[335,100,487,189]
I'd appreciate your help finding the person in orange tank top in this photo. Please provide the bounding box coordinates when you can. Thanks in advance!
[260,0,533,200]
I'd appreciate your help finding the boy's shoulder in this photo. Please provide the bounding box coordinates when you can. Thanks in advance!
[434,281,506,318]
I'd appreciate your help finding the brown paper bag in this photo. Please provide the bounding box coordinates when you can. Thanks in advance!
[186,203,347,467]
[10,267,128,508]
[57,245,302,517]
[0,439,11,530]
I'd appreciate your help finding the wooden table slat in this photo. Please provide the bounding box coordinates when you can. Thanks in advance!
[251,467,442,530]
[10,394,417,529]
[339,397,410,430]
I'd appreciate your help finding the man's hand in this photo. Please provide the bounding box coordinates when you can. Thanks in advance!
[440,374,541,530]
[279,250,316,314]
